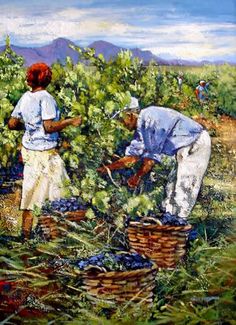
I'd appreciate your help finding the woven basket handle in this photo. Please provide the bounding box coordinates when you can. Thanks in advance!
[141,217,162,225]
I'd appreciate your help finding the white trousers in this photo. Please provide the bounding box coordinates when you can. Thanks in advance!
[162,130,211,219]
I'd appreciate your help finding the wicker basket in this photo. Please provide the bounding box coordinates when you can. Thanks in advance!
[37,210,87,240]
[127,217,192,269]
[81,263,157,307]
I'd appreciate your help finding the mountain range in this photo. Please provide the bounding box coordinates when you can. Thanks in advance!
[0,38,232,66]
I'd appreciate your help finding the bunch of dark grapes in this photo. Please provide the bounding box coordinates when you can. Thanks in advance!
[141,176,156,193]
[0,168,7,182]
[109,169,136,192]
[0,187,14,195]
[100,168,134,188]
[0,164,23,194]
[158,212,189,226]
[0,163,23,183]
[76,252,153,272]
[8,163,23,181]
[91,206,113,223]
[41,197,87,214]
[0,171,12,194]
[114,140,130,157]
[126,212,189,227]
[188,229,198,241]
[115,169,134,178]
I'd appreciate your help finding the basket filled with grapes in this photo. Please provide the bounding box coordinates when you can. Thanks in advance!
[76,251,157,308]
[37,198,87,240]
[126,213,192,269]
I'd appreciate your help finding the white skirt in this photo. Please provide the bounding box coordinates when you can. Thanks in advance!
[20,146,70,210]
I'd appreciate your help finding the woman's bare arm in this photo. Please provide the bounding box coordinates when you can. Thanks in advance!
[43,116,82,133]
[8,117,25,130]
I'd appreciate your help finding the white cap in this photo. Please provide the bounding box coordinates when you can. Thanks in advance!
[127,96,139,110]
[200,80,206,85]
[110,96,140,119]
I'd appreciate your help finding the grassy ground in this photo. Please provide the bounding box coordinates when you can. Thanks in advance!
[0,116,235,324]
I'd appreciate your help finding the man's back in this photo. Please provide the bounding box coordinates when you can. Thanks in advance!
[139,106,202,136]
[126,106,203,161]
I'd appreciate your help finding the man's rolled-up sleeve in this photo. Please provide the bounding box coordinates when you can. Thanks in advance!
[125,112,145,157]
[125,138,145,156]
[142,151,163,163]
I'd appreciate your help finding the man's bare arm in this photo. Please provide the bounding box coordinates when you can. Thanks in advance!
[97,156,140,173]
[127,158,155,188]
[136,158,156,178]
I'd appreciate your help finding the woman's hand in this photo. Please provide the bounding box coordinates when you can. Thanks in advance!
[71,116,82,127]
[8,117,24,130]
[127,174,141,188]
[44,116,82,133]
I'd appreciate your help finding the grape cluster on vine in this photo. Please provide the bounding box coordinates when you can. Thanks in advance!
[0,162,23,182]
[0,162,23,194]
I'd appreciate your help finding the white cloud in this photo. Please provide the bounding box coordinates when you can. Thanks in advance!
[116,22,236,60]
[0,4,235,60]
[0,6,132,44]
[140,23,236,60]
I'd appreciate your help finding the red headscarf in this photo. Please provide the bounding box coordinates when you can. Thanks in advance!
[26,62,52,88]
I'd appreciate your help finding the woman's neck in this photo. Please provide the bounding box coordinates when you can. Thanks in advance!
[31,86,45,93]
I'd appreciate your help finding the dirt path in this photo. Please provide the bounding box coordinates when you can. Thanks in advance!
[216,115,236,150]
[194,115,236,150]
[202,115,236,197]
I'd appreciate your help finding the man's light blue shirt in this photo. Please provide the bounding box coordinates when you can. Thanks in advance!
[11,90,60,151]
[125,106,203,162]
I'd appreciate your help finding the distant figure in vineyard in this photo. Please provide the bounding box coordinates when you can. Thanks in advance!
[98,97,211,220]
[177,73,183,92]
[8,62,82,240]
[195,80,209,104]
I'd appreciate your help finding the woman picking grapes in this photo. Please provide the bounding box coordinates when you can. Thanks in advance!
[8,62,82,240]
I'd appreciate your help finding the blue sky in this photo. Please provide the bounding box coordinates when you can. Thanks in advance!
[0,0,235,61]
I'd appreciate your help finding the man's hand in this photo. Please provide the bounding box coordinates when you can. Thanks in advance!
[97,166,108,174]
[71,116,82,127]
[127,174,141,188]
